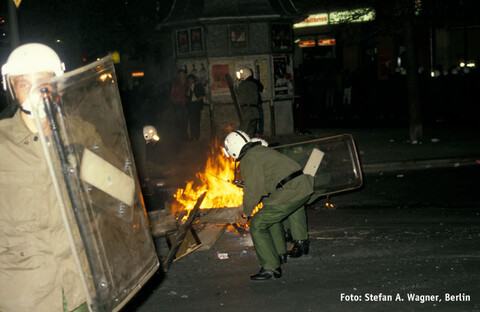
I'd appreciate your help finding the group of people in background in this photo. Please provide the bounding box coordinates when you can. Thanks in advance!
[170,66,265,142]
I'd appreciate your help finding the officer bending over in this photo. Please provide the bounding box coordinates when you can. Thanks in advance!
[223,130,313,280]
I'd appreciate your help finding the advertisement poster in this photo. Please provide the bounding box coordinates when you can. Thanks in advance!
[176,30,190,54]
[178,60,209,88]
[230,25,246,49]
[211,64,230,92]
[190,28,203,52]
[271,24,292,52]
[273,56,288,96]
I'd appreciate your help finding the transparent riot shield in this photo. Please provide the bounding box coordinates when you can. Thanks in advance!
[274,134,363,197]
[29,56,159,312]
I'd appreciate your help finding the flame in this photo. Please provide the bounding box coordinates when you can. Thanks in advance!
[174,143,244,215]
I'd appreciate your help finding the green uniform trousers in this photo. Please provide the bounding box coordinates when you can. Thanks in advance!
[250,195,310,270]
[282,205,308,241]
[238,106,259,137]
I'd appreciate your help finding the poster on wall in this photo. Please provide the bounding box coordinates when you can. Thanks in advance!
[176,30,190,54]
[211,64,230,93]
[190,28,203,52]
[273,56,289,96]
[230,25,247,49]
[271,24,292,52]
[177,60,209,89]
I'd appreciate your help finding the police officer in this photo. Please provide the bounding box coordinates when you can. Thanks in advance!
[0,43,87,311]
[236,68,260,137]
[251,137,310,259]
[223,130,313,280]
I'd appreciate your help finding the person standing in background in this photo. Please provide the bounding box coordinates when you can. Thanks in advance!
[170,69,189,140]
[186,74,205,140]
[236,68,260,137]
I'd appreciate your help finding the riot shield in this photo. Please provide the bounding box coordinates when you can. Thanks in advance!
[274,134,363,197]
[29,56,159,312]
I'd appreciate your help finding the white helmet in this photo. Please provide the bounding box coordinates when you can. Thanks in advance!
[236,68,253,80]
[223,130,250,159]
[251,137,268,147]
[2,43,65,93]
[143,125,160,142]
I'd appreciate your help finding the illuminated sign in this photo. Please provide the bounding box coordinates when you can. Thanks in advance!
[293,8,375,28]
[293,13,328,28]
[329,8,376,24]
[131,72,145,77]
[318,39,336,46]
[298,40,316,48]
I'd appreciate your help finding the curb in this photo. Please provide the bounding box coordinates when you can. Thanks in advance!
[362,157,480,174]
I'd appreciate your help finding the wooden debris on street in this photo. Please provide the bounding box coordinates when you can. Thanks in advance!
[198,206,243,223]
[195,223,228,250]
[162,192,206,272]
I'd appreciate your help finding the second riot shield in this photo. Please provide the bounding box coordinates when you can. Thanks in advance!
[274,134,363,197]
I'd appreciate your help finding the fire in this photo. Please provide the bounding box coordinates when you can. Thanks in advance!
[174,143,243,214]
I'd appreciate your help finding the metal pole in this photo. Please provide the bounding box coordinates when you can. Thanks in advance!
[7,0,20,49]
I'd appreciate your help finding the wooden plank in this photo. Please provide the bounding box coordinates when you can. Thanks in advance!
[198,206,243,223]
[195,223,228,250]
[148,210,178,237]
[167,227,202,261]
[162,192,206,272]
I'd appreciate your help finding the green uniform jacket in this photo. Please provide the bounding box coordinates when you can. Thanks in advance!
[239,145,314,215]
[0,111,85,312]
[237,78,259,107]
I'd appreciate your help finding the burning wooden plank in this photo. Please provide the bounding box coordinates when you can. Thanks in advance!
[198,206,243,223]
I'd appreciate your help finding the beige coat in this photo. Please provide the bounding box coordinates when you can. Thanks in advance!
[0,110,85,312]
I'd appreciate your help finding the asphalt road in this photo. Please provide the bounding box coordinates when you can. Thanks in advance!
[124,165,480,312]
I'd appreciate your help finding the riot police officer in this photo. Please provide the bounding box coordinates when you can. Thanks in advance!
[223,130,313,280]
[0,43,87,311]
[236,68,260,137]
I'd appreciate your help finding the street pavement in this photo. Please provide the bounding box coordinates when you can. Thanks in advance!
[131,125,480,312]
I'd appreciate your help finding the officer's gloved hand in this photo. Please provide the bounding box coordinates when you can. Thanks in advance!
[232,180,244,188]
[237,212,249,227]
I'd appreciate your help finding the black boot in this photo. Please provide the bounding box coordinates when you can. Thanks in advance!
[284,228,293,243]
[279,253,287,264]
[286,240,310,258]
[250,267,282,280]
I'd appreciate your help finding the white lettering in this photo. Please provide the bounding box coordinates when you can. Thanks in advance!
[445,293,471,302]
[340,293,362,301]
[406,293,440,303]
[364,293,393,302]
